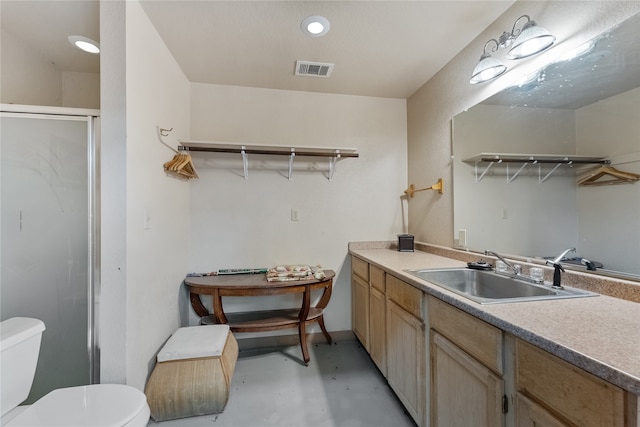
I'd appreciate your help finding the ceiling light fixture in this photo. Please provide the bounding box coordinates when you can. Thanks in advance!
[301,16,330,37]
[470,15,555,84]
[68,35,100,54]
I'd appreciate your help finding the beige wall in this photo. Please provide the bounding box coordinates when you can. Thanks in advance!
[62,71,100,109]
[453,105,578,257]
[0,29,99,109]
[125,0,192,390]
[1,29,62,106]
[576,87,640,274]
[188,83,407,334]
[100,0,191,390]
[407,1,640,247]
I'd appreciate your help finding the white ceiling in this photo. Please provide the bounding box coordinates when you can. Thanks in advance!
[1,1,517,99]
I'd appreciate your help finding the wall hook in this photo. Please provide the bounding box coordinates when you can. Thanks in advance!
[159,127,173,137]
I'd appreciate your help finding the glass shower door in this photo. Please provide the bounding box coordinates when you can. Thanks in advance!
[1,112,95,403]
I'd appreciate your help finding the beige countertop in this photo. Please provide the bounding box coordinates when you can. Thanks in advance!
[349,245,640,395]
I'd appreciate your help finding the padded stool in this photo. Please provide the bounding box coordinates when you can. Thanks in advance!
[145,325,238,421]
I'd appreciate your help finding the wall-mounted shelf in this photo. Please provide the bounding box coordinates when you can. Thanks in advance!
[179,141,358,181]
[462,153,610,183]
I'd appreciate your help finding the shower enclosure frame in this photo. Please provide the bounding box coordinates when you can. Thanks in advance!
[1,103,101,385]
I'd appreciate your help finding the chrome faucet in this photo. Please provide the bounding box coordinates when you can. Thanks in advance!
[546,247,576,289]
[484,250,520,275]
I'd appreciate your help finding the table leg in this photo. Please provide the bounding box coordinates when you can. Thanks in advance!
[299,286,312,365]
[212,289,228,324]
[189,292,210,317]
[317,315,332,344]
[315,282,333,344]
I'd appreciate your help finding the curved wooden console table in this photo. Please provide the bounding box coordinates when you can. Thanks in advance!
[184,270,334,365]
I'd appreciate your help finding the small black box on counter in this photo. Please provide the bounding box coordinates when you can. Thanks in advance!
[397,234,414,252]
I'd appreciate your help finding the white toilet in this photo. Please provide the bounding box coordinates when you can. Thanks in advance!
[1,317,150,427]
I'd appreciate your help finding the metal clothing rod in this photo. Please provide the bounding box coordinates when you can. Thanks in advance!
[479,157,610,165]
[182,145,359,158]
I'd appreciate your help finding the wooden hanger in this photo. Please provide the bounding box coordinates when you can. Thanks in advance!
[163,150,198,180]
[577,165,640,186]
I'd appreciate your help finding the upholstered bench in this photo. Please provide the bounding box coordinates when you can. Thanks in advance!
[145,325,238,421]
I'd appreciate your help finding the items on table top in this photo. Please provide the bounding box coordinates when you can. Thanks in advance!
[266,265,326,282]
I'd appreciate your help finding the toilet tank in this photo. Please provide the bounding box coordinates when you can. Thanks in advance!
[0,317,46,417]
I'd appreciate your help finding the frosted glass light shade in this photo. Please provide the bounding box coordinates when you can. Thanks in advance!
[470,55,507,84]
[508,23,555,59]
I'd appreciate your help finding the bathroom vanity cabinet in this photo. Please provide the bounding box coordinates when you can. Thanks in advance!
[515,339,626,427]
[428,296,505,427]
[351,256,425,426]
[351,256,372,349]
[369,265,386,376]
[351,256,387,374]
[386,274,425,426]
[350,249,639,427]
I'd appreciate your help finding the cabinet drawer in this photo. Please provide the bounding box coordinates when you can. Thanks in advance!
[428,296,502,374]
[516,339,624,427]
[370,265,386,292]
[386,275,423,319]
[352,256,369,281]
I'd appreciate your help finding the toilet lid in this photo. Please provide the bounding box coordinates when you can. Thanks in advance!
[7,384,148,427]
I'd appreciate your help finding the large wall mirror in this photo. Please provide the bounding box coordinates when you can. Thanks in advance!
[453,13,640,280]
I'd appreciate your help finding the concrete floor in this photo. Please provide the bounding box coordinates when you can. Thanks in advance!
[148,339,417,427]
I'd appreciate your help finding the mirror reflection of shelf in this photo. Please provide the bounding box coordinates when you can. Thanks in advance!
[179,141,358,181]
[462,153,610,183]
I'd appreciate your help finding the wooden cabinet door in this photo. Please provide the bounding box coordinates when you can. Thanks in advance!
[431,332,504,427]
[387,299,425,426]
[516,392,568,427]
[352,274,369,349]
[516,339,625,427]
[369,286,386,376]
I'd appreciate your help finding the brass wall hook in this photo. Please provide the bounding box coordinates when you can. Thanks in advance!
[404,178,444,197]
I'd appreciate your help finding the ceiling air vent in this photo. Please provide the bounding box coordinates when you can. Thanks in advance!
[295,61,334,78]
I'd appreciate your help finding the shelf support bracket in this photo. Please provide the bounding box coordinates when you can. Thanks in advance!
[328,150,341,181]
[241,146,249,179]
[539,159,570,183]
[288,148,295,180]
[507,159,533,182]
[475,160,497,182]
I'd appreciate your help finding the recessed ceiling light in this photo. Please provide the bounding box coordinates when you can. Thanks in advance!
[301,16,330,37]
[68,35,100,54]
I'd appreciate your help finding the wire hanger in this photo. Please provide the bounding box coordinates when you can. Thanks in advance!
[577,165,640,186]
